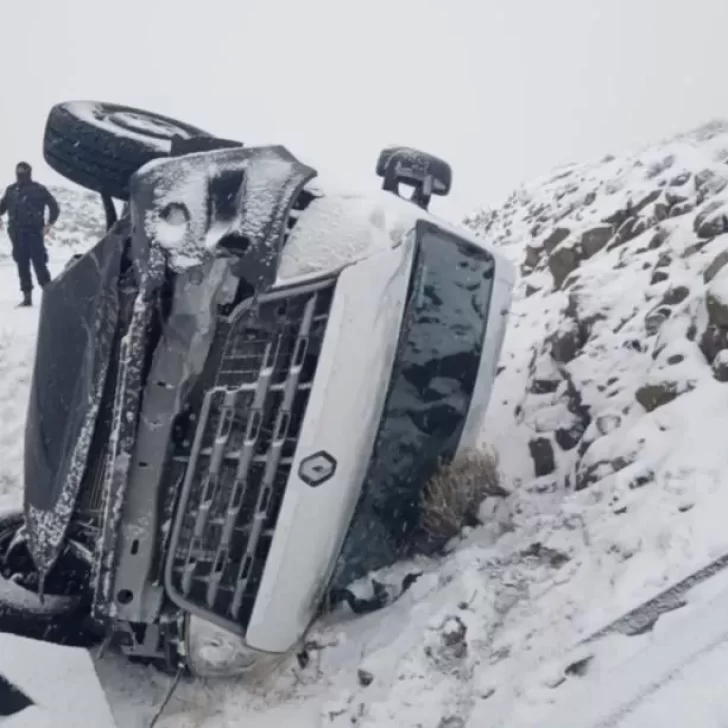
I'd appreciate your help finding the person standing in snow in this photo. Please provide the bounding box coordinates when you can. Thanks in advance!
[0,162,60,307]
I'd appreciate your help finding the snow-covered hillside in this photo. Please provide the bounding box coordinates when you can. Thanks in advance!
[5,127,728,727]
[45,186,106,248]
[468,119,728,605]
[460,120,728,722]
[0,185,104,263]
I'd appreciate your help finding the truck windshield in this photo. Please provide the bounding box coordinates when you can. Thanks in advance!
[335,220,496,585]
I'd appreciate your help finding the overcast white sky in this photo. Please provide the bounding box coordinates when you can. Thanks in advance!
[1,0,728,220]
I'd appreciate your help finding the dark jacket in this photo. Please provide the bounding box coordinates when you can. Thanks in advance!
[0,181,60,232]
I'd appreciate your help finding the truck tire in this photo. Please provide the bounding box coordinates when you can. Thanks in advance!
[43,101,213,201]
[0,512,100,647]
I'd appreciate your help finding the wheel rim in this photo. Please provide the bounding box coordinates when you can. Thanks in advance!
[95,106,201,141]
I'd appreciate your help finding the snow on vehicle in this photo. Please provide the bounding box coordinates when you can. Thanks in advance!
[0,101,515,673]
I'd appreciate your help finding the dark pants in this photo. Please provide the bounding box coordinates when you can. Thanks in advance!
[9,228,50,293]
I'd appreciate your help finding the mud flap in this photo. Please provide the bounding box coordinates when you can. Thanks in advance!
[0,634,116,727]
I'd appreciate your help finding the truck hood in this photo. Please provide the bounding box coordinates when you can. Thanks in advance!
[276,184,507,285]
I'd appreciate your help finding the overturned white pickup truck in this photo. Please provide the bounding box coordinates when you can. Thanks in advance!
[0,101,515,675]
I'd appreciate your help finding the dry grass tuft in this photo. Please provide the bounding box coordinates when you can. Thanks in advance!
[420,447,508,545]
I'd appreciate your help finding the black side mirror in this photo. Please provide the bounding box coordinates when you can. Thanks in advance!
[376,146,452,210]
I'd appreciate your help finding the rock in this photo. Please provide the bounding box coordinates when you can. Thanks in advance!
[653,201,669,222]
[609,456,634,478]
[694,199,728,238]
[548,319,593,363]
[661,285,690,306]
[549,243,582,289]
[549,326,581,363]
[695,168,715,185]
[635,381,680,411]
[580,224,613,258]
[575,459,613,491]
[438,718,466,728]
[425,616,469,673]
[670,172,691,187]
[670,201,695,217]
[520,542,571,567]
[697,175,728,205]
[555,426,582,451]
[543,227,571,253]
[595,413,621,435]
[629,470,655,489]
[666,189,689,206]
[644,306,671,335]
[603,207,631,230]
[523,244,543,270]
[441,616,468,655]
[698,212,728,238]
[712,350,728,382]
[525,284,540,298]
[667,354,684,365]
[700,324,728,364]
[648,228,669,249]
[529,437,556,477]
[624,338,647,353]
[652,155,675,176]
[635,189,662,212]
[655,252,672,268]
[557,371,592,452]
[357,669,374,687]
[695,168,718,191]
[564,291,580,319]
[607,216,640,250]
[530,378,561,394]
[683,240,710,258]
[650,270,669,284]
[666,194,689,212]
[706,290,728,328]
[704,249,728,283]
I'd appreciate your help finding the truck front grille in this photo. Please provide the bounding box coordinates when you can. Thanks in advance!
[165,278,335,634]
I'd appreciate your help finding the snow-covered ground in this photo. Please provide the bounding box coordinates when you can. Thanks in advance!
[5,122,728,725]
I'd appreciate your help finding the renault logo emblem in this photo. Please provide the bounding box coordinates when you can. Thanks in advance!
[299,451,337,487]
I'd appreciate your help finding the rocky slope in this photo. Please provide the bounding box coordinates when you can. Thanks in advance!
[468,120,728,499]
[46,185,106,248]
